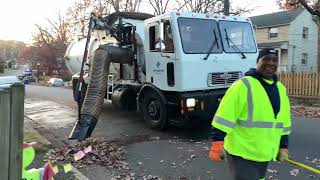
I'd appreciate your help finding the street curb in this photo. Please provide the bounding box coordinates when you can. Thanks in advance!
[24,116,90,180]
[24,118,51,146]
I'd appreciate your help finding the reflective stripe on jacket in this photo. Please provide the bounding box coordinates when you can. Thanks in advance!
[212,76,291,162]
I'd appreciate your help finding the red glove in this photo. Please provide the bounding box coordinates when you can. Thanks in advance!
[209,141,224,161]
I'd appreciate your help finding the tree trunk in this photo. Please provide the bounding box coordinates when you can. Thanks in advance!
[318,23,320,72]
[224,0,230,15]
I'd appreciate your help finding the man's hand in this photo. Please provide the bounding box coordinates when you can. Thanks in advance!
[209,141,225,161]
[277,148,289,162]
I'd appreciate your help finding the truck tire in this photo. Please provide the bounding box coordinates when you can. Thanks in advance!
[141,90,167,130]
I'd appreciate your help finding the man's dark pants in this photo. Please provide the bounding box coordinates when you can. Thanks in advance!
[226,152,269,180]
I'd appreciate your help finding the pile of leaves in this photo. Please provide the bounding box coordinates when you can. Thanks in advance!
[47,138,128,170]
[291,106,320,118]
[111,173,162,180]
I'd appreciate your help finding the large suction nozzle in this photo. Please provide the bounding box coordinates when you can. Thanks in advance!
[69,45,133,141]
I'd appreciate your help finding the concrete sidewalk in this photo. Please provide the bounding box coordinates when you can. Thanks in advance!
[24,116,89,180]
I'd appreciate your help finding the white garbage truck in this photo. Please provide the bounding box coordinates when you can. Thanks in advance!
[65,12,258,140]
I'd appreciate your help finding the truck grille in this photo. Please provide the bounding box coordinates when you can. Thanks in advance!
[208,71,242,87]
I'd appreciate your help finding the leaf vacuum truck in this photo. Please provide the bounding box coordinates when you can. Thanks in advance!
[64,11,258,140]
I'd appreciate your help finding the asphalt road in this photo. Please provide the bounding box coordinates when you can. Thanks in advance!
[3,67,319,180]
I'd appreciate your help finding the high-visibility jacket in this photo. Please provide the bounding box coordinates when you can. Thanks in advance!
[23,146,41,180]
[212,76,291,162]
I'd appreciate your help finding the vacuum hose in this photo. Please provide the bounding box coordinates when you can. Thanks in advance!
[69,45,133,141]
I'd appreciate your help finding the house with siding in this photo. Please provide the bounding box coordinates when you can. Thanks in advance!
[250,8,319,72]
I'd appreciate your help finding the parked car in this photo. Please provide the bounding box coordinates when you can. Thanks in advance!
[13,64,19,69]
[47,78,64,87]
[24,68,32,76]
[17,74,25,80]
[0,76,22,88]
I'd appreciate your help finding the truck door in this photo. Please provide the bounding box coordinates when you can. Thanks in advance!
[146,19,176,90]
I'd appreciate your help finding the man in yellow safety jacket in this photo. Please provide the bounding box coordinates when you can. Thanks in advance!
[209,48,291,180]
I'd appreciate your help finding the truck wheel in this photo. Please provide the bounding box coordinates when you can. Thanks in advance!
[141,91,167,130]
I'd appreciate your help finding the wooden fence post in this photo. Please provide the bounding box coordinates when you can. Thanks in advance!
[0,89,11,180]
[9,84,25,180]
[0,84,25,180]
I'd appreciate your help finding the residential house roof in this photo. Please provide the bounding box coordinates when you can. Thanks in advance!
[258,41,288,48]
[250,8,304,28]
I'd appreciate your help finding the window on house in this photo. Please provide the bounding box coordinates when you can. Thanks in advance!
[302,27,308,39]
[301,53,308,65]
[269,27,278,38]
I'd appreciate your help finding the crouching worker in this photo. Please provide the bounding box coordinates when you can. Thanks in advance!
[23,142,56,180]
[209,48,291,180]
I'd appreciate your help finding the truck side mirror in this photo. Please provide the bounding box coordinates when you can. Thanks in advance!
[155,21,165,52]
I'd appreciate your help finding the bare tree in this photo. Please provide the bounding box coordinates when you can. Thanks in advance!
[66,0,142,36]
[31,12,70,75]
[277,0,320,16]
[125,0,143,12]
[109,0,142,12]
[148,0,172,15]
[66,0,112,36]
[176,0,250,15]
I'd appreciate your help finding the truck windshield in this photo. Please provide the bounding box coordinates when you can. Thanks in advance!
[178,18,222,54]
[218,21,256,53]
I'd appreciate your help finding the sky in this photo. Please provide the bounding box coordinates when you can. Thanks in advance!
[0,0,281,44]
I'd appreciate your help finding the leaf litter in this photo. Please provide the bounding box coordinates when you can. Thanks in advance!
[47,137,161,179]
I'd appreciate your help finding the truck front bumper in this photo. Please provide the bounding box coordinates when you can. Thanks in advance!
[179,89,227,121]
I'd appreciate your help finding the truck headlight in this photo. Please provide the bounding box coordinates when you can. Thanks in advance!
[186,98,196,108]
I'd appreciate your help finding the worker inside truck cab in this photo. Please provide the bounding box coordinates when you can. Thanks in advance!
[155,38,165,51]
[155,21,174,52]
[163,21,174,52]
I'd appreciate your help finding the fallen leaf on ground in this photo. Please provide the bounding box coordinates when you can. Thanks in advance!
[203,147,210,151]
[267,169,278,174]
[290,169,299,176]
[53,166,59,174]
[63,164,72,173]
[74,150,85,161]
[291,106,320,118]
[48,138,127,170]
[84,145,92,154]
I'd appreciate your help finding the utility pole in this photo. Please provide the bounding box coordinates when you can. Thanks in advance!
[224,0,230,16]
[37,63,40,83]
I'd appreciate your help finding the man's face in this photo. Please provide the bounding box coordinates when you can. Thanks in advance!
[256,54,278,80]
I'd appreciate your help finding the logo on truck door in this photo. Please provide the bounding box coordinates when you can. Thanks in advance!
[153,61,164,74]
